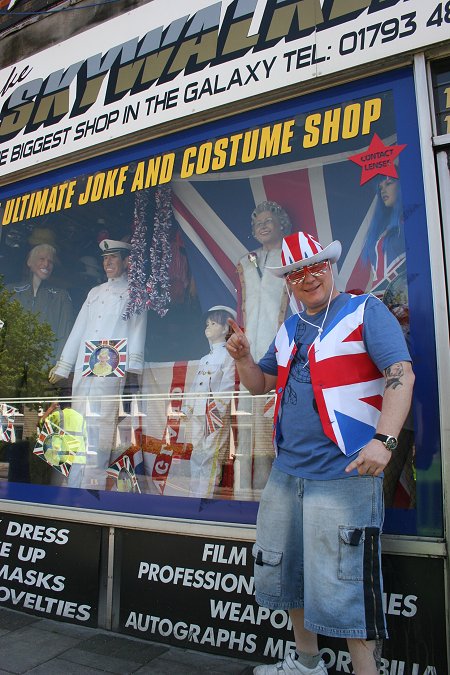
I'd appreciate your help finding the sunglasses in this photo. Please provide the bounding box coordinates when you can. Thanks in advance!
[285,260,330,285]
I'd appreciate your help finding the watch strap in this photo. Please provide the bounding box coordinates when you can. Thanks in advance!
[373,433,397,450]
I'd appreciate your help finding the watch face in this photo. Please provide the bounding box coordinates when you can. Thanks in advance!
[385,436,398,451]
[374,433,398,450]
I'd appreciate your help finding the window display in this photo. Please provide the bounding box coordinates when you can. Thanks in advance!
[0,68,441,536]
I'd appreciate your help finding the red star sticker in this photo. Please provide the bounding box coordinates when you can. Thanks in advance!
[348,133,406,185]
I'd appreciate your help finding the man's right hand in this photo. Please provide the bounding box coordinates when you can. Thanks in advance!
[226,319,251,361]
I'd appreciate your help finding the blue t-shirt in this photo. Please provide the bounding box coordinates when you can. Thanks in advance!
[258,294,411,480]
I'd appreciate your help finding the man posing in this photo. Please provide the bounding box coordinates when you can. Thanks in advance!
[226,231,414,675]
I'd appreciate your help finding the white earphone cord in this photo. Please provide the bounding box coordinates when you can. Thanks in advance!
[284,272,335,366]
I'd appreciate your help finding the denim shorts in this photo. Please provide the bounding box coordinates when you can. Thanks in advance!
[252,467,387,640]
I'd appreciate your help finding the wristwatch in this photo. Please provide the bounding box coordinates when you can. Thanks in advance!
[373,433,398,451]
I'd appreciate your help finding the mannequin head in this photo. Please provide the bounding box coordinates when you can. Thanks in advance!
[99,239,131,279]
[204,308,235,344]
[378,176,399,208]
[251,201,292,251]
[363,173,403,268]
[27,244,56,282]
[102,252,128,279]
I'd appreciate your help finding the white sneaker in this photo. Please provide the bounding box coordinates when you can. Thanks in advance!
[253,652,327,674]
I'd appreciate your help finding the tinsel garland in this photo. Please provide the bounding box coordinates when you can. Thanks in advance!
[145,186,172,317]
[123,190,149,319]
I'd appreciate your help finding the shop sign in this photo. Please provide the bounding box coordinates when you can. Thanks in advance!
[116,530,447,674]
[0,512,101,625]
[0,0,449,176]
[431,57,450,135]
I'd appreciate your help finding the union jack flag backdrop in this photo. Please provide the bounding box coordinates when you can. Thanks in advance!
[171,139,399,314]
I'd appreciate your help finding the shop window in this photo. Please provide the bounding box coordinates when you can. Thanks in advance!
[0,67,442,536]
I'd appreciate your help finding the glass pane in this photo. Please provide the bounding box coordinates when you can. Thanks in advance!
[0,68,442,535]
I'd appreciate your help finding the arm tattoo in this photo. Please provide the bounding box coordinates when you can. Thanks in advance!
[385,362,404,390]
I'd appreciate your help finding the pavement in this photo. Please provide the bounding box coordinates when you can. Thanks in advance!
[0,608,259,674]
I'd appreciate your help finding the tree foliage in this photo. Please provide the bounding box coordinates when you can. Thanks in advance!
[0,278,55,400]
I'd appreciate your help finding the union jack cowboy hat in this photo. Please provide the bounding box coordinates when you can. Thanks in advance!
[267,231,342,278]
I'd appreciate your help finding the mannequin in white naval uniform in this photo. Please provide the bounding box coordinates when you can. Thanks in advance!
[49,239,147,489]
[183,306,236,498]
[235,202,291,498]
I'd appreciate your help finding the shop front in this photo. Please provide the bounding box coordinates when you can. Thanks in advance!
[0,1,449,672]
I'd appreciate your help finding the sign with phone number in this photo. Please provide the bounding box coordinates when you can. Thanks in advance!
[314,0,450,70]
[0,0,449,176]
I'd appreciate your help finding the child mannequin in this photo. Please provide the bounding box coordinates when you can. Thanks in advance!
[184,306,236,497]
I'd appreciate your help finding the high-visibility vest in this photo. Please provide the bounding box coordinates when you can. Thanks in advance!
[47,408,88,464]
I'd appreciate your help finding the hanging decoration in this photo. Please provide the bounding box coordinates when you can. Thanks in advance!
[123,189,149,319]
[0,403,18,442]
[33,418,79,476]
[106,454,141,493]
[205,396,224,437]
[82,339,127,378]
[145,186,173,317]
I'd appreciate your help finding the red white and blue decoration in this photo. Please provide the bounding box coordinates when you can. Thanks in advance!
[205,398,223,436]
[106,454,141,493]
[123,186,173,320]
[268,231,342,277]
[33,418,78,475]
[146,186,173,317]
[123,189,150,319]
[0,403,18,442]
[82,339,127,378]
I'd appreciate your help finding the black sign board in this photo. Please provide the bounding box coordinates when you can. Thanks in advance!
[0,512,101,626]
[116,530,447,674]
